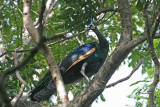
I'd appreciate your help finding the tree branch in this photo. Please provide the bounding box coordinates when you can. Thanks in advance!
[0,45,40,82]
[0,43,40,106]
[41,44,69,106]
[37,0,46,33]
[106,59,142,88]
[47,22,83,41]
[151,4,160,38]
[117,0,133,43]
[47,29,87,46]
[43,0,58,22]
[0,49,31,58]
[148,31,160,107]
[98,11,117,25]
[96,7,118,16]
[47,7,118,42]
[11,52,26,106]
[72,0,145,106]
[143,2,160,106]
[23,0,41,43]
[70,2,160,105]
[23,0,69,105]
[144,7,160,107]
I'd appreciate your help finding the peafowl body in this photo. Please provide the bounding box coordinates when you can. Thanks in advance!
[30,23,109,102]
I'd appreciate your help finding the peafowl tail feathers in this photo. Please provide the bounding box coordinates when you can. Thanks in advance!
[30,71,56,102]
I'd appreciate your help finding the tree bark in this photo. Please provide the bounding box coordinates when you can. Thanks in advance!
[23,0,69,106]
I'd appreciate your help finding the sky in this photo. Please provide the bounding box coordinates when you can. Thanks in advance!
[92,62,148,107]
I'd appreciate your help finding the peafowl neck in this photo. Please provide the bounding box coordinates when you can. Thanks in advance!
[92,28,109,50]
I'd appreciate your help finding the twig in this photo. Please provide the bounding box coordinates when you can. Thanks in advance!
[47,29,87,46]
[47,22,83,41]
[95,7,118,16]
[47,7,118,42]
[0,49,31,58]
[11,0,23,15]
[106,59,142,88]
[0,43,41,82]
[0,42,41,106]
[47,10,117,46]
[98,11,117,25]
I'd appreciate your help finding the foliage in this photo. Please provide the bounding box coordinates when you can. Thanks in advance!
[0,0,160,106]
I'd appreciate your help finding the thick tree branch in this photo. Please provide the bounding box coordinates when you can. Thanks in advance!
[117,0,132,44]
[41,45,69,105]
[23,0,69,105]
[70,2,160,105]
[72,0,133,106]
[72,31,158,106]
[23,0,41,43]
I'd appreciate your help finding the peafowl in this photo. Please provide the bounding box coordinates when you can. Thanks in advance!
[30,21,109,102]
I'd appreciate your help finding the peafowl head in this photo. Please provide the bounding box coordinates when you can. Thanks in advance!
[88,22,96,30]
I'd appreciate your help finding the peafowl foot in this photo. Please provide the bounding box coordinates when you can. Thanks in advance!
[80,62,91,89]
[80,63,90,82]
[82,78,90,90]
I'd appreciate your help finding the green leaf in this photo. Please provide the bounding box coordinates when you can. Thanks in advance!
[100,94,106,102]
[130,80,150,86]
[136,0,144,11]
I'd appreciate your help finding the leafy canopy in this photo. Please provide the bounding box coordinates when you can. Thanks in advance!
[0,0,159,106]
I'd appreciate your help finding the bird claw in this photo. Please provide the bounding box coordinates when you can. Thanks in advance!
[82,78,90,90]
[82,83,87,90]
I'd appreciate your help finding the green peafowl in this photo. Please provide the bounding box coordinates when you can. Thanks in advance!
[30,21,109,102]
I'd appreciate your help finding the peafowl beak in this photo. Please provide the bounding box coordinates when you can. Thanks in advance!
[91,24,96,29]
